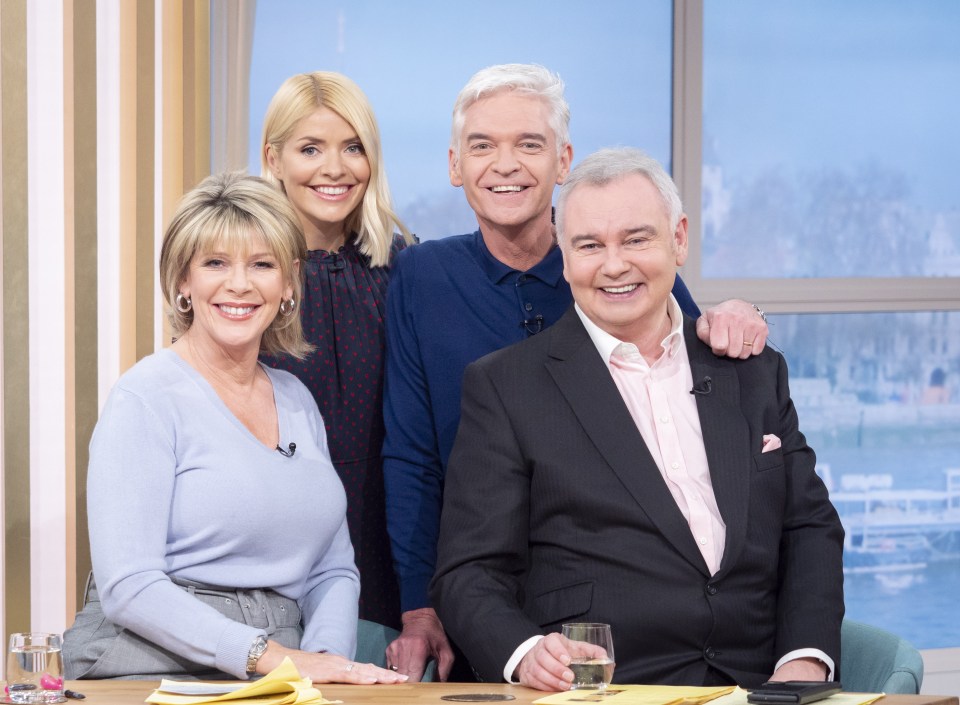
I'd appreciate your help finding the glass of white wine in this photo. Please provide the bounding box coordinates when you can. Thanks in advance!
[561,622,615,690]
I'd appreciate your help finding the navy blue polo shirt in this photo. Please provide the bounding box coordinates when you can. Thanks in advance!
[382,230,700,612]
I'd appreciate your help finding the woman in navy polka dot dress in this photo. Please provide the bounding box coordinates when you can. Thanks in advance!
[261,72,413,630]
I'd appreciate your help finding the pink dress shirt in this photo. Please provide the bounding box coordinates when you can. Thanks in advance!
[503,297,833,682]
[589,298,726,576]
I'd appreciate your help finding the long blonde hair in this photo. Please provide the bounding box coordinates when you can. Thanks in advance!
[261,71,412,266]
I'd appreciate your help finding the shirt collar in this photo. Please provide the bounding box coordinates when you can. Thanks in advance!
[472,230,566,286]
[575,294,685,364]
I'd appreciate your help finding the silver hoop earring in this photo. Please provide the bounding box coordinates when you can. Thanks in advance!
[279,298,296,317]
[176,293,192,313]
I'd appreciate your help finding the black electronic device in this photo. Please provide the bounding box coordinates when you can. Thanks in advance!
[747,681,842,705]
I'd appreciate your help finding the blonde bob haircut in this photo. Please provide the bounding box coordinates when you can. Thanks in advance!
[159,171,313,360]
[261,71,412,267]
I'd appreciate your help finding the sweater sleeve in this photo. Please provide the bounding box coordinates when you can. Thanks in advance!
[296,383,360,657]
[671,273,702,319]
[88,386,264,679]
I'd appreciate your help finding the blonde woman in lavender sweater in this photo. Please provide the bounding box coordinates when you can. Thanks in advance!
[62,173,405,685]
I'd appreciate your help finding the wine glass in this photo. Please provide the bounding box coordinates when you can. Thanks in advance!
[561,622,615,690]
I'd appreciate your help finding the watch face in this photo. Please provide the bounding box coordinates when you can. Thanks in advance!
[246,636,268,673]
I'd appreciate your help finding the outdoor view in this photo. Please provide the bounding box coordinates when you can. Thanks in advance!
[771,313,960,648]
[242,1,960,650]
[704,1,960,648]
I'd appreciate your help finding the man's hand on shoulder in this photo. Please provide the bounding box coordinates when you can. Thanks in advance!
[516,633,607,692]
[768,657,829,682]
[385,607,455,682]
[696,299,769,359]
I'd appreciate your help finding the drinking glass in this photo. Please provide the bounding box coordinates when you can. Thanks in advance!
[5,633,65,704]
[561,622,615,690]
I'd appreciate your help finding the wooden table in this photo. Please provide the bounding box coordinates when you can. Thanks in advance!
[57,681,960,705]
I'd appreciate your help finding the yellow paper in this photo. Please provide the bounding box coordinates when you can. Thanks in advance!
[145,657,334,705]
[534,684,735,705]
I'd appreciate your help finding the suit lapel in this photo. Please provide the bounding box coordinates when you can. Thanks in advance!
[683,320,751,576]
[544,308,710,576]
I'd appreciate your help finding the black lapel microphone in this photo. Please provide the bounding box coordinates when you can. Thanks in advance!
[276,442,297,457]
[522,314,544,335]
[690,376,713,396]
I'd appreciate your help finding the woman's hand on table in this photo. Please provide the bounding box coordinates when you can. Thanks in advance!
[258,640,409,684]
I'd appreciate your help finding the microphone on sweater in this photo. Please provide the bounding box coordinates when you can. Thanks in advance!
[276,442,297,457]
[690,376,713,396]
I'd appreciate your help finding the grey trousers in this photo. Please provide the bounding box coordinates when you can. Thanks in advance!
[62,574,302,680]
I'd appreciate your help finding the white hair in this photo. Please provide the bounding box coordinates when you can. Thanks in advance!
[450,63,570,160]
[556,147,683,242]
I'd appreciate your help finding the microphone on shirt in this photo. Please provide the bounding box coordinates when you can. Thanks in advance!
[521,314,544,335]
[276,442,297,457]
[690,376,713,396]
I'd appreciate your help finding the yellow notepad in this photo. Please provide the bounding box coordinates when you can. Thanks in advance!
[534,684,735,705]
[537,686,885,705]
[145,657,334,705]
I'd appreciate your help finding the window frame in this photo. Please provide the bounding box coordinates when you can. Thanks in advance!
[672,0,960,314]
[674,0,960,675]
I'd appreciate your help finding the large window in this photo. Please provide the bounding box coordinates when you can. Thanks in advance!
[222,0,960,655]
[701,1,960,280]
[772,312,960,649]
[698,1,960,651]
[246,0,673,240]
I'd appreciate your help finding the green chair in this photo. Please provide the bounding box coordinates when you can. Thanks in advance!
[356,619,400,668]
[841,619,923,694]
[355,619,438,681]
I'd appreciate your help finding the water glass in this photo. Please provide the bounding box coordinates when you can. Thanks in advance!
[5,633,65,704]
[561,622,615,690]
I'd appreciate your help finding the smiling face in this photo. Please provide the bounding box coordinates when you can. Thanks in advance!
[561,174,688,349]
[266,106,370,250]
[449,91,572,239]
[178,234,294,358]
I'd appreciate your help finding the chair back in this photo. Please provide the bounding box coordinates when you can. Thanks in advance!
[356,619,400,668]
[355,619,438,681]
[841,619,923,694]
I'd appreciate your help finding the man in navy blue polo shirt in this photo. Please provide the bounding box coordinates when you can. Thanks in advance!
[382,64,769,682]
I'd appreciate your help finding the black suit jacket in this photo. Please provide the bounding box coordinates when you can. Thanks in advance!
[431,307,844,686]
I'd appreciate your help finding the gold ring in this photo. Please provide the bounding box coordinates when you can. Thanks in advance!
[743,341,753,346]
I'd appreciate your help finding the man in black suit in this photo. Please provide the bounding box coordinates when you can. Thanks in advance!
[431,147,844,691]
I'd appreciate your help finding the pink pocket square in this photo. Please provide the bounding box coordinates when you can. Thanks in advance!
[762,434,782,452]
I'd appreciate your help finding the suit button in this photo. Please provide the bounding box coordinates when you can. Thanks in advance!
[705,647,717,659]
[706,584,718,595]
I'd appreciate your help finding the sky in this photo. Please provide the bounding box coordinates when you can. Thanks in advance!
[246,0,674,237]
[703,0,960,211]
[245,1,960,237]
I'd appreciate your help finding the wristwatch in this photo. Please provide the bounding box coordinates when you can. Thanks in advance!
[246,635,268,675]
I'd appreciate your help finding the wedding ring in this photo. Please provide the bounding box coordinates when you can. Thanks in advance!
[743,341,753,346]
[390,665,399,672]
[345,662,355,672]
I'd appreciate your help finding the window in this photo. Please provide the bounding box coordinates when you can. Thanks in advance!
[701,1,960,279]
[697,1,960,650]
[245,0,673,240]
[772,311,960,648]
[220,0,960,654]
